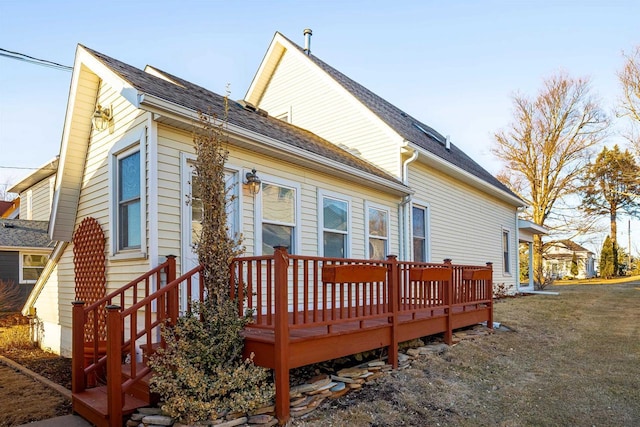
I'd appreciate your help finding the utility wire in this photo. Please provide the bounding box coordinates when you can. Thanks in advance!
[0,48,72,72]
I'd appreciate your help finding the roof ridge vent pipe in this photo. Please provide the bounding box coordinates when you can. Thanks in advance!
[303,28,312,55]
[445,135,451,151]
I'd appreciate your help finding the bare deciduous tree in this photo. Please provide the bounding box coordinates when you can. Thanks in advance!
[619,46,640,157]
[493,73,609,286]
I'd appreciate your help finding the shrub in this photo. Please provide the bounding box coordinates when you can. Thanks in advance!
[0,280,22,312]
[149,303,273,423]
[149,105,274,424]
[0,324,32,351]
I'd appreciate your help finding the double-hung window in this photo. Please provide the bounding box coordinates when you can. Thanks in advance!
[412,205,428,262]
[320,192,350,258]
[20,253,48,284]
[366,204,389,260]
[502,229,511,274]
[261,182,296,254]
[117,149,141,251]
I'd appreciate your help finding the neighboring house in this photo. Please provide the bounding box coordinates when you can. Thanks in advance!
[0,219,53,308]
[8,157,58,221]
[24,33,524,356]
[544,239,596,279]
[0,201,12,217]
[0,160,58,308]
[0,198,20,219]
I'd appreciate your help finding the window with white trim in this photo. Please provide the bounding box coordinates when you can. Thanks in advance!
[366,204,389,260]
[116,148,142,251]
[20,252,48,284]
[261,182,296,254]
[412,205,428,262]
[320,192,350,258]
[503,229,511,274]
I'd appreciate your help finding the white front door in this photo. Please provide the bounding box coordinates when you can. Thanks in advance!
[181,155,239,310]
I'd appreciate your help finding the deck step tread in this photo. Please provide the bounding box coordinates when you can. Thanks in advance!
[73,386,149,416]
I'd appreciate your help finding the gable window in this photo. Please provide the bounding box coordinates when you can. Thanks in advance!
[20,253,48,284]
[366,204,389,260]
[412,205,428,262]
[502,229,511,274]
[261,182,296,254]
[319,192,350,258]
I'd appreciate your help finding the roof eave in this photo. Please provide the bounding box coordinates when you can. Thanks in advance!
[139,93,411,197]
[8,157,59,194]
[411,143,525,207]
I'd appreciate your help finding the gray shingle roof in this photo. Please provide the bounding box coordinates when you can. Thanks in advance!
[0,220,53,249]
[82,46,405,187]
[277,34,518,198]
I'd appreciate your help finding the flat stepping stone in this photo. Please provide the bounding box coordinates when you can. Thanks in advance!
[330,382,346,392]
[337,367,369,378]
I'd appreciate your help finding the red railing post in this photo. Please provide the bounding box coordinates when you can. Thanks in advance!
[443,259,453,345]
[486,262,494,329]
[71,300,86,393]
[386,255,399,369]
[273,246,290,424]
[106,305,123,427]
[165,255,178,325]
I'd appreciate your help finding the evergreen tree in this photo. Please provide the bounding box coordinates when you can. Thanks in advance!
[570,252,579,278]
[600,236,615,278]
[580,145,640,275]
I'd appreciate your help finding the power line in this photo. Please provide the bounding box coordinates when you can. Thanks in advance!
[0,165,41,170]
[0,48,72,72]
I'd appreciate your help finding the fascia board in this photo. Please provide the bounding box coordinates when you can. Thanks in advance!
[139,94,410,197]
[412,143,525,207]
[0,246,53,252]
[50,46,140,242]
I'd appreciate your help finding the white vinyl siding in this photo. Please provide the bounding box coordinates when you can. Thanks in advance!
[408,162,517,287]
[254,48,403,178]
[18,178,54,221]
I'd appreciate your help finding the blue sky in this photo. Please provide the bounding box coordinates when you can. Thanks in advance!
[1,0,638,254]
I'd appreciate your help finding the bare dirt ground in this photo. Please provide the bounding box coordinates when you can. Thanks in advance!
[0,313,72,426]
[1,282,639,426]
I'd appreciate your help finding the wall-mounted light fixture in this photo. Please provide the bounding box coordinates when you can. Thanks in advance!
[92,104,113,132]
[245,169,261,195]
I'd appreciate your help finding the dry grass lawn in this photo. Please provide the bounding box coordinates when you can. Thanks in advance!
[0,282,638,426]
[294,282,640,426]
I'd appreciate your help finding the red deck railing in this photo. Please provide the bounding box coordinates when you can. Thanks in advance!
[72,248,493,426]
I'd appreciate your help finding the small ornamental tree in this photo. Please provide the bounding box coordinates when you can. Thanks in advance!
[570,252,579,278]
[600,236,615,279]
[150,103,273,424]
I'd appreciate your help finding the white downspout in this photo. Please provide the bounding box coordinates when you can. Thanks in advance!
[515,209,521,293]
[400,145,418,260]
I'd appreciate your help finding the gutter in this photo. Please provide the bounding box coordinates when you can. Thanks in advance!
[138,93,412,197]
[21,241,68,316]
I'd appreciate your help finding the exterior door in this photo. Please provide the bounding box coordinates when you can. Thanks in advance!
[181,156,239,310]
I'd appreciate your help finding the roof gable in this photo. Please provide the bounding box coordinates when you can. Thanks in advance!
[51,45,409,242]
[83,47,403,185]
[247,32,522,206]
